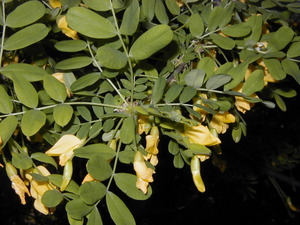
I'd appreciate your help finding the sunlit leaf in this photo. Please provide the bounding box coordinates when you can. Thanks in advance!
[87,207,103,225]
[21,110,46,136]
[263,58,286,80]
[184,69,205,89]
[120,116,135,144]
[66,7,116,39]
[129,24,173,60]
[31,152,58,169]
[86,156,112,181]
[79,181,106,205]
[55,57,93,70]
[287,41,300,58]
[97,46,127,69]
[53,104,73,127]
[12,153,33,170]
[42,190,64,208]
[0,116,18,147]
[0,85,13,114]
[106,191,136,225]
[4,24,49,50]
[120,0,140,35]
[114,173,152,200]
[82,0,111,11]
[155,0,169,24]
[164,83,184,103]
[242,70,264,95]
[142,0,156,21]
[66,199,93,220]
[210,33,235,50]
[205,75,232,90]
[55,40,87,52]
[281,58,300,84]
[189,13,204,38]
[43,75,68,102]
[179,86,197,103]
[6,1,45,28]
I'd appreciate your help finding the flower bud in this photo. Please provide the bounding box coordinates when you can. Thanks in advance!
[190,155,205,193]
[61,160,73,191]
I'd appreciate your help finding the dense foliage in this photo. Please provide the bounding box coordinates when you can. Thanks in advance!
[0,0,300,224]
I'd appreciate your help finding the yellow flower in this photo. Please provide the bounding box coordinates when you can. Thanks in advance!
[145,126,160,166]
[257,59,278,84]
[133,151,154,194]
[25,166,55,215]
[57,16,79,40]
[49,0,62,8]
[137,115,152,135]
[210,112,236,134]
[45,134,84,166]
[233,83,257,114]
[190,155,205,193]
[6,163,30,205]
[183,124,221,146]
[52,73,72,97]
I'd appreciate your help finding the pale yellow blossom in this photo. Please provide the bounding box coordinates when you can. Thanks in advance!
[25,166,55,215]
[233,83,257,114]
[133,151,154,194]
[210,112,236,134]
[49,0,62,8]
[183,124,221,146]
[137,115,152,135]
[57,16,79,40]
[6,163,30,205]
[45,134,84,166]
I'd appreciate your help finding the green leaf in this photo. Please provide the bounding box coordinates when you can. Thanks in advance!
[29,173,49,182]
[70,73,101,92]
[267,26,294,52]
[0,85,13,114]
[184,69,205,89]
[281,58,300,84]
[66,199,93,220]
[197,57,216,79]
[205,75,232,90]
[86,156,112,181]
[82,0,110,11]
[164,83,184,103]
[12,153,33,170]
[12,74,38,108]
[6,0,45,28]
[165,0,180,15]
[152,76,166,104]
[287,41,300,58]
[173,154,184,168]
[55,40,87,52]
[273,88,297,98]
[188,143,211,155]
[42,190,64,208]
[142,0,156,21]
[114,173,152,200]
[208,6,224,31]
[179,86,197,103]
[210,33,235,50]
[55,57,93,70]
[68,216,84,225]
[189,13,204,38]
[43,75,67,102]
[53,104,73,127]
[245,15,263,43]
[48,174,80,194]
[77,106,92,122]
[87,207,103,225]
[120,116,135,144]
[97,46,127,69]
[0,116,18,147]
[221,23,251,37]
[224,62,248,91]
[21,110,46,136]
[66,7,116,39]
[106,191,136,225]
[274,93,286,112]
[4,23,49,50]
[232,126,242,143]
[129,24,173,60]
[79,181,106,205]
[168,140,180,155]
[0,63,48,82]
[120,0,140,35]
[155,0,169,24]
[242,70,264,96]
[263,58,286,80]
[31,152,58,169]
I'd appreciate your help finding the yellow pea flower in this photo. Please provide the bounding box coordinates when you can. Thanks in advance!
[137,115,152,135]
[133,151,154,194]
[25,166,55,215]
[49,0,62,8]
[6,163,30,205]
[210,112,236,134]
[45,134,85,166]
[57,16,79,40]
[233,83,257,114]
[190,155,205,193]
[183,124,221,146]
[145,126,160,166]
